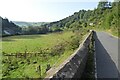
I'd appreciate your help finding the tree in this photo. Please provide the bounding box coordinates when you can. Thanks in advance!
[97,0,109,9]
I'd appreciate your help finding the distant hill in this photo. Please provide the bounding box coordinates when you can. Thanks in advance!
[43,1,119,34]
[13,21,49,27]
[0,17,22,36]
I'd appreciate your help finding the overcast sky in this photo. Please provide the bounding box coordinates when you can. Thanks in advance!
[0,0,113,22]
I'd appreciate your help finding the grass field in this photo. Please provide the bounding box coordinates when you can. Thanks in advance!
[2,31,74,53]
[1,30,88,78]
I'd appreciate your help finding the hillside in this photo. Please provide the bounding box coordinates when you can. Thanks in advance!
[42,1,119,37]
[1,17,22,36]
[13,21,48,27]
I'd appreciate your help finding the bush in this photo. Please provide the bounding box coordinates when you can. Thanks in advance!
[50,43,65,56]
[66,36,80,50]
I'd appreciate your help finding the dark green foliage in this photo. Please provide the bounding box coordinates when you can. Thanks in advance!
[22,26,49,34]
[97,0,109,9]
[66,30,85,50]
[50,26,63,32]
[50,43,65,56]
[1,17,22,36]
[46,64,51,72]
[67,36,80,50]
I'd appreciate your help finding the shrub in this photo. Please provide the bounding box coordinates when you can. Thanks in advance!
[50,43,65,56]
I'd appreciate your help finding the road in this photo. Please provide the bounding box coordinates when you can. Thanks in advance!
[94,31,120,78]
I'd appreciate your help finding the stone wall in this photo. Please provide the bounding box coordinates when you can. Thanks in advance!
[45,31,93,80]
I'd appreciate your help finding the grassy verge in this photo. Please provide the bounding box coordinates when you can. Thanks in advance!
[105,29,119,38]
[86,26,119,38]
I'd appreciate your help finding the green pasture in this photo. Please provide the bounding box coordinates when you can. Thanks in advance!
[2,31,74,53]
[2,30,88,78]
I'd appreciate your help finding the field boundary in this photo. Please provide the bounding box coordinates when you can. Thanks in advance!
[45,30,93,79]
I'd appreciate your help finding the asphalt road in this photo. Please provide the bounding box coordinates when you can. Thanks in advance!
[94,31,120,78]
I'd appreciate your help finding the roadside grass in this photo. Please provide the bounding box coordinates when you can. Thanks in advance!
[105,29,119,38]
[86,26,119,38]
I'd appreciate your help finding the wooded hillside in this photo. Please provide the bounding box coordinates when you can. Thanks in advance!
[42,1,119,36]
[1,17,22,36]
